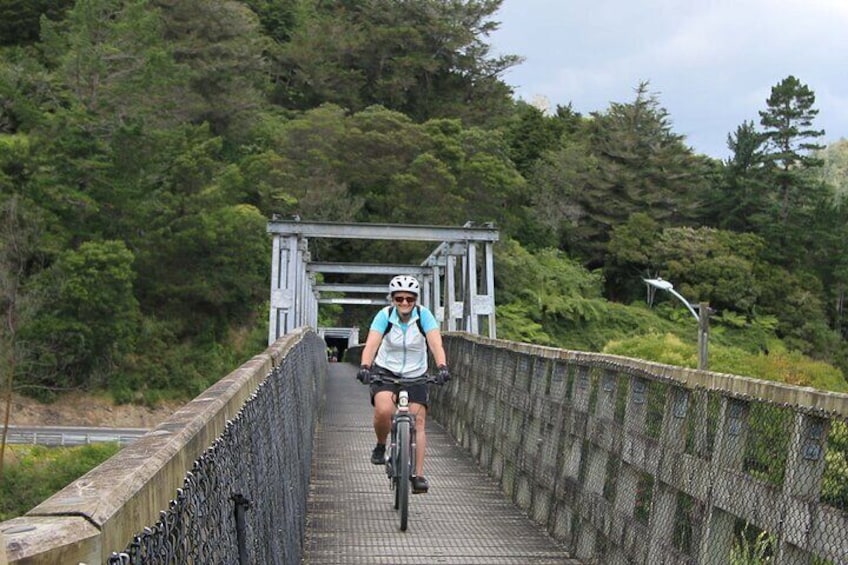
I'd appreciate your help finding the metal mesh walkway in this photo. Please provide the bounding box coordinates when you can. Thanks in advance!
[303,364,581,564]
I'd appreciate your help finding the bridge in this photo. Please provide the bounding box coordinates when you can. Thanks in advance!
[2,330,847,564]
[1,222,847,564]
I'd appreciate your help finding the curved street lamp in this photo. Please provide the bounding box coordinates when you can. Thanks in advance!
[644,278,710,371]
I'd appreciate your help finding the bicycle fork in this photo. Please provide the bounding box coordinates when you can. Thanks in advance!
[387,404,417,483]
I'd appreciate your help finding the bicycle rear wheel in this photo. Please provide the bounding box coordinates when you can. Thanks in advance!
[396,420,410,531]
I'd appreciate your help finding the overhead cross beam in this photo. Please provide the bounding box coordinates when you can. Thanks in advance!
[307,262,431,276]
[267,220,499,242]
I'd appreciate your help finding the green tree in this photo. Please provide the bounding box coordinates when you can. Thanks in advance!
[754,76,827,264]
[501,102,581,177]
[254,104,525,231]
[0,0,74,47]
[272,0,520,126]
[151,0,271,138]
[530,83,710,268]
[712,121,770,232]
[20,241,140,395]
[646,226,767,314]
[0,49,59,134]
[41,0,182,126]
[759,76,825,174]
[818,139,848,201]
[495,239,659,351]
[242,0,301,43]
[495,239,606,335]
[809,198,848,343]
[0,194,45,479]
[135,204,269,339]
[604,212,661,300]
[610,223,842,365]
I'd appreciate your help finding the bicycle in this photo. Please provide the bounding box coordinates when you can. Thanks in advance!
[362,372,440,531]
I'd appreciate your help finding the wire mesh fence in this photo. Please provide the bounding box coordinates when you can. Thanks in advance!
[431,335,848,565]
[95,329,847,565]
[107,331,326,565]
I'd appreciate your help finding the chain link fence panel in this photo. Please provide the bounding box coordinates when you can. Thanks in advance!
[431,334,848,565]
[108,331,326,564]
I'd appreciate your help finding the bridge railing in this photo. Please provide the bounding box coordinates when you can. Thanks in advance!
[1,328,326,565]
[429,333,848,565]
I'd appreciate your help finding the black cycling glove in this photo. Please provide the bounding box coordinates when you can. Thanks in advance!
[436,364,450,385]
[356,364,372,384]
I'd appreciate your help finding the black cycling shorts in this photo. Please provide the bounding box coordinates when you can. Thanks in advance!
[369,368,430,408]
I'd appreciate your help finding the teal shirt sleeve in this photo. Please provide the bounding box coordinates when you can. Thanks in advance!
[369,307,390,333]
[419,307,438,333]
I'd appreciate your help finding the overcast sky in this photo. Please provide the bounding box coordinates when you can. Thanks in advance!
[488,0,848,160]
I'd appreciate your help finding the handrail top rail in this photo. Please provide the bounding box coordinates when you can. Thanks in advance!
[449,332,848,418]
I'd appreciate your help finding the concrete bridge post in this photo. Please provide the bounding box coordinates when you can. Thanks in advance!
[575,368,618,561]
[527,357,556,527]
[553,364,590,548]
[775,412,828,563]
[646,386,691,562]
[607,375,649,563]
[697,398,750,564]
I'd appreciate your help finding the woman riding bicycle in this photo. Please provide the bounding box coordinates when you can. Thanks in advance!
[357,275,450,494]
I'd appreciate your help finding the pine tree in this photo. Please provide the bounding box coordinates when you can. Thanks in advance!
[271,0,520,126]
[759,75,825,223]
[755,76,827,266]
[716,121,770,232]
[0,0,74,47]
[535,82,709,268]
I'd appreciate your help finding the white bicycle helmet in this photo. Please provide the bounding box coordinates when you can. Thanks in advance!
[388,275,420,296]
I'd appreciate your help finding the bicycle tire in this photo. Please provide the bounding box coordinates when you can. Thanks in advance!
[393,444,400,510]
[396,420,410,531]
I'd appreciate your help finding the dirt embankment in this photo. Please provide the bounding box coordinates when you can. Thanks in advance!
[2,392,182,429]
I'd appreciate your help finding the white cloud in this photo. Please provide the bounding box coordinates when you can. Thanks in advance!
[491,0,848,157]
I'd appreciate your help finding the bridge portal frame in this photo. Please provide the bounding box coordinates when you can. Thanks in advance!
[267,220,499,345]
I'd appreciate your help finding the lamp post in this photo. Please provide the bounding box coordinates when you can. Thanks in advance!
[644,278,709,371]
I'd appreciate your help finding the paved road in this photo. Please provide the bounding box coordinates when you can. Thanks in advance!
[2,425,148,447]
[303,363,582,564]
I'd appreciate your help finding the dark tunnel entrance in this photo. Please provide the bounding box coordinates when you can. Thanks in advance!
[324,336,351,362]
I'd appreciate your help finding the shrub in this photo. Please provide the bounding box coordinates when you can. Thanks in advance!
[0,443,120,520]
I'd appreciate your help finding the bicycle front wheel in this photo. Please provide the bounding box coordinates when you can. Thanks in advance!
[396,420,410,531]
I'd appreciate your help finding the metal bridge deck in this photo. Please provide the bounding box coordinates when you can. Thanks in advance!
[303,364,582,564]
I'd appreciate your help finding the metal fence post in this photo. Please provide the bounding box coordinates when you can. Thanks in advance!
[232,492,252,564]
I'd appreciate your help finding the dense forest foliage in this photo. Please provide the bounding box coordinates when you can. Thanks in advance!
[1,0,847,404]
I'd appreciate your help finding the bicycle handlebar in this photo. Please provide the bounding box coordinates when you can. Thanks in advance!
[365,374,441,386]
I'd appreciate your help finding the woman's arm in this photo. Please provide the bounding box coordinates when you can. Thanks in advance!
[426,329,447,367]
[360,329,384,367]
